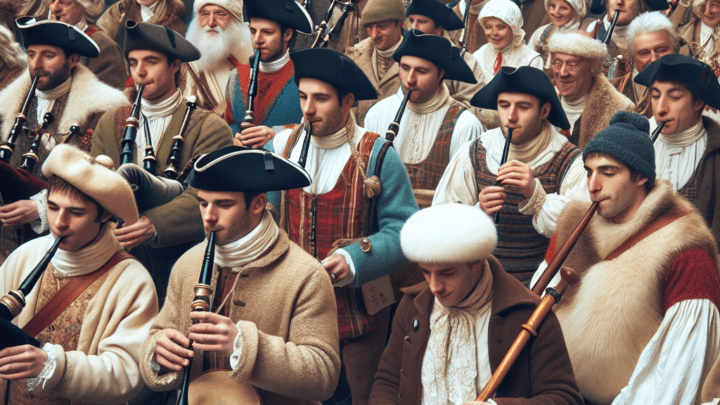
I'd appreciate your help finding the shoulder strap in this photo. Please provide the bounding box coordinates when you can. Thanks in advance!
[364,139,393,235]
[22,251,134,338]
[603,214,684,262]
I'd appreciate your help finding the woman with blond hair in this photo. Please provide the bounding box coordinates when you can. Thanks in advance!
[677,0,720,69]
[97,0,185,44]
[529,0,594,70]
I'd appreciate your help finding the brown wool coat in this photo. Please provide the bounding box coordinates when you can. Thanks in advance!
[370,255,583,405]
[96,0,185,44]
[140,231,341,405]
[82,28,130,91]
[690,117,720,252]
[569,73,635,150]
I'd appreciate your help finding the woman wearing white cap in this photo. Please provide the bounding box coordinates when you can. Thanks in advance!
[471,0,543,83]
[529,0,594,71]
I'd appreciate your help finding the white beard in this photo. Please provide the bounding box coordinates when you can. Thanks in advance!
[186,17,252,72]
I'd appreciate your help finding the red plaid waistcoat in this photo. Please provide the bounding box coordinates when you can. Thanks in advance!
[283,130,383,339]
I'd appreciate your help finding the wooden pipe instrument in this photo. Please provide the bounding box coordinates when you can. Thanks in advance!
[241,50,262,131]
[298,121,313,169]
[0,236,65,321]
[476,267,580,401]
[458,0,474,55]
[385,90,411,143]
[120,85,144,165]
[19,112,54,173]
[311,0,355,49]
[602,10,620,45]
[176,231,216,405]
[531,202,597,295]
[165,96,198,179]
[651,121,666,144]
[0,76,39,163]
[143,126,158,176]
[492,128,513,224]
[64,124,82,146]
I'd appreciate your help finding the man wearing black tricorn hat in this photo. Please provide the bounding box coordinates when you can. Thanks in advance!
[140,146,340,405]
[90,21,233,302]
[0,17,128,264]
[364,30,484,208]
[225,0,313,150]
[271,48,418,404]
[434,66,590,285]
[635,53,720,250]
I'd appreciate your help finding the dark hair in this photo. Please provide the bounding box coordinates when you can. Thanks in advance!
[585,151,654,194]
[243,191,261,209]
[278,24,297,50]
[47,175,109,222]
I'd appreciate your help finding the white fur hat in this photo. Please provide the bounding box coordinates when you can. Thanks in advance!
[544,0,587,19]
[194,0,244,22]
[42,145,139,225]
[478,0,526,47]
[548,31,607,67]
[400,204,497,264]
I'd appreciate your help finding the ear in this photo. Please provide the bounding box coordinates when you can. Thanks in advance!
[250,193,268,217]
[437,67,445,83]
[170,59,182,74]
[283,27,293,44]
[341,92,355,112]
[539,102,551,121]
[100,210,113,224]
[693,98,705,115]
[67,53,80,70]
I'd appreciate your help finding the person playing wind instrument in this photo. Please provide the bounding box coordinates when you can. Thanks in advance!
[371,203,583,405]
[531,110,720,405]
[0,144,158,404]
[140,145,340,405]
[434,66,589,285]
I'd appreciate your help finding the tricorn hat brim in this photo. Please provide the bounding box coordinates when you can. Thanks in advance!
[393,30,477,84]
[291,48,378,101]
[16,17,99,58]
[245,0,314,34]
[635,54,720,110]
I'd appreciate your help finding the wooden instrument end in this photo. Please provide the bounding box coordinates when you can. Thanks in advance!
[560,267,580,287]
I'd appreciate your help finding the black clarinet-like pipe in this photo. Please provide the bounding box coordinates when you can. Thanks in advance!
[651,121,666,144]
[298,122,313,169]
[493,127,513,224]
[19,112,54,173]
[64,124,82,145]
[386,89,411,142]
[0,76,39,163]
[120,85,145,165]
[164,96,198,179]
[319,1,353,49]
[602,10,620,45]
[0,236,65,321]
[241,50,262,130]
[176,231,216,405]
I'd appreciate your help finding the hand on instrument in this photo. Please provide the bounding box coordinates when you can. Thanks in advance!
[188,312,239,357]
[0,344,48,380]
[235,125,275,149]
[497,160,536,199]
[114,215,155,249]
[478,186,506,216]
[0,200,39,226]
[322,254,350,284]
[155,329,193,372]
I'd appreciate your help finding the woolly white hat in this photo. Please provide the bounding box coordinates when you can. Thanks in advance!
[548,31,607,67]
[544,0,587,19]
[400,204,497,265]
[194,0,244,22]
[42,145,139,225]
[478,0,526,47]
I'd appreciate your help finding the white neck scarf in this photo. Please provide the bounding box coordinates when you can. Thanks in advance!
[36,76,73,124]
[136,89,183,161]
[407,84,451,114]
[561,91,589,132]
[259,50,290,73]
[376,36,403,58]
[140,1,158,21]
[142,88,183,119]
[50,222,122,277]
[311,113,356,150]
[660,116,706,148]
[701,22,716,58]
[421,261,494,405]
[214,210,280,270]
[75,18,88,32]
[508,119,554,163]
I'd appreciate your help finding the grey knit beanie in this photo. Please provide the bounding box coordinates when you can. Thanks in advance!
[583,111,655,183]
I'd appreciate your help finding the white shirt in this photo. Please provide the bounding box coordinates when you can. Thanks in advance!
[472,43,543,84]
[649,116,707,191]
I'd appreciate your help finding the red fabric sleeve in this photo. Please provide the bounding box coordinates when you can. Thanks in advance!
[545,233,558,264]
[664,248,720,311]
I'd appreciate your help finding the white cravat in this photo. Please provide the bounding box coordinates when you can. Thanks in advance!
[561,92,589,133]
[214,210,279,269]
[655,118,707,191]
[135,89,183,162]
[51,222,122,277]
[259,50,290,73]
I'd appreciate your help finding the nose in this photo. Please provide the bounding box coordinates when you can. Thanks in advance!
[302,97,316,118]
[427,273,444,296]
[252,31,262,46]
[649,51,660,64]
[507,105,519,122]
[406,68,417,86]
[208,13,217,28]
[369,26,379,39]
[49,0,61,14]
[559,62,569,77]
[202,204,217,226]
[54,209,69,231]
[587,172,601,194]
[655,94,669,117]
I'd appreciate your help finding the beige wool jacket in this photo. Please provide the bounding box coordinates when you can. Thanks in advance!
[140,230,341,405]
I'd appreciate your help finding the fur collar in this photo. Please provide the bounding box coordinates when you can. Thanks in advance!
[0,64,129,138]
[577,73,635,149]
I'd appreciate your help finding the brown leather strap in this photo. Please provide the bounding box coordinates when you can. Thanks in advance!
[603,214,683,262]
[22,251,133,338]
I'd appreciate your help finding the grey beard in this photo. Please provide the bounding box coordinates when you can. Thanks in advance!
[186,17,252,72]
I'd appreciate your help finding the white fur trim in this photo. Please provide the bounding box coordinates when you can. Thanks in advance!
[42,144,139,225]
[548,31,607,65]
[193,0,244,22]
[400,203,497,264]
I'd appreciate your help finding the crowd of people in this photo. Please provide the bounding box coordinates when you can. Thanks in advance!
[0,0,720,403]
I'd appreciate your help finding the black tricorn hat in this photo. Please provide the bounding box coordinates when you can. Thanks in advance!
[291,48,378,101]
[245,0,314,34]
[393,30,477,84]
[589,0,668,15]
[15,17,99,58]
[471,66,570,130]
[635,54,720,110]
[123,21,200,62]
[406,0,464,31]
[186,146,312,193]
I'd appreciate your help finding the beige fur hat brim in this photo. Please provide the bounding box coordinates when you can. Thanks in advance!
[548,31,607,66]
[400,203,497,265]
[42,145,139,225]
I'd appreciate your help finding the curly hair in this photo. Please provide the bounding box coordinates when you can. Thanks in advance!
[0,24,27,70]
